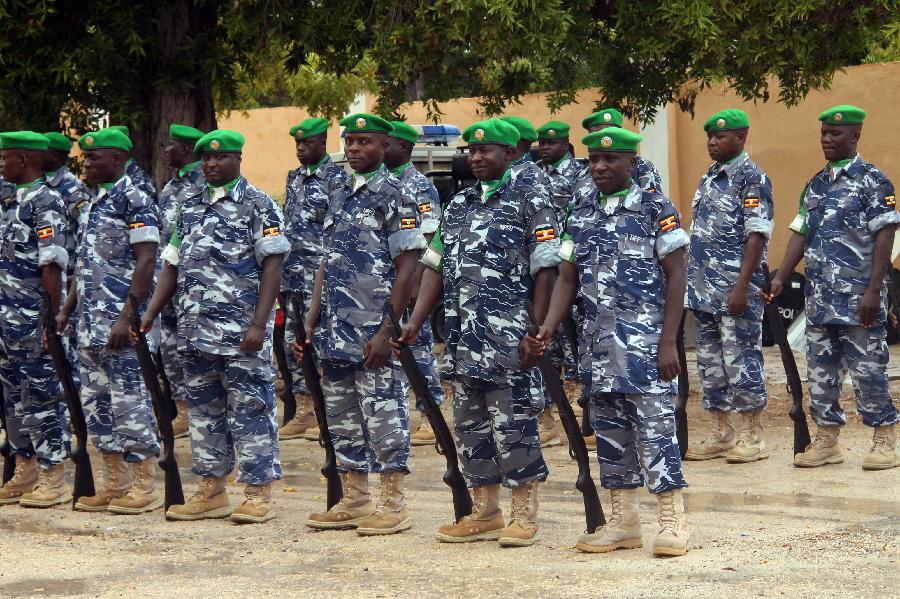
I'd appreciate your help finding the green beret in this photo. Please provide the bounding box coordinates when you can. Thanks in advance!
[499,116,537,142]
[289,117,329,140]
[819,104,866,125]
[78,129,132,152]
[339,113,392,134]
[582,108,623,130]
[388,121,419,144]
[537,120,570,139]
[462,118,521,147]
[169,124,205,145]
[194,129,245,154]
[703,109,750,132]
[0,131,49,152]
[582,126,642,153]
[108,125,130,139]
[43,132,73,153]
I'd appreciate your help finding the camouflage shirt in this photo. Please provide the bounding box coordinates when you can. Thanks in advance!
[686,152,774,316]
[788,154,899,326]
[320,165,426,364]
[0,177,14,204]
[0,181,68,349]
[159,161,206,243]
[560,183,689,396]
[74,175,159,349]
[420,170,561,384]
[537,153,585,220]
[164,176,289,357]
[282,155,349,292]
[44,166,90,277]
[392,162,441,235]
[126,159,157,201]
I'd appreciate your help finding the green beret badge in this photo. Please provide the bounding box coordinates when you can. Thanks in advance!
[475,128,485,141]
[356,117,366,128]
[601,136,612,148]
[85,136,94,147]
[834,112,843,122]
[210,139,220,151]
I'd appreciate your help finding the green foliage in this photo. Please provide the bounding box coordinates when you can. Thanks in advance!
[864,17,900,62]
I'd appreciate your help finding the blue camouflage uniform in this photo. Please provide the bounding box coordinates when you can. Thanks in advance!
[157,161,206,408]
[0,180,71,467]
[162,176,288,484]
[789,154,900,427]
[281,155,348,397]
[392,161,445,409]
[420,169,560,488]
[560,183,689,493]
[687,152,774,413]
[125,158,157,201]
[319,165,426,474]
[75,174,161,463]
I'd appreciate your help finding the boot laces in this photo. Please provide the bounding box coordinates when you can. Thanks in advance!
[244,485,268,506]
[36,467,54,489]
[658,493,677,531]
[608,491,624,527]
[375,476,393,512]
[811,427,834,448]
[188,477,216,502]
[471,487,486,518]
[871,430,888,450]
[511,486,531,521]
[736,414,755,445]
[6,462,28,486]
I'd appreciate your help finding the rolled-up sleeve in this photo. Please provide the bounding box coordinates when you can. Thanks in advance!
[252,195,291,266]
[387,187,427,258]
[653,197,690,258]
[127,189,161,245]
[35,190,68,269]
[742,178,774,239]
[866,179,900,234]
[526,204,562,275]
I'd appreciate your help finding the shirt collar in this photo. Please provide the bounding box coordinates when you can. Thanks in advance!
[512,154,533,167]
[206,176,243,204]
[43,167,66,184]
[390,161,413,178]
[16,176,43,190]
[479,168,512,203]
[178,160,201,178]
[351,164,387,193]
[825,153,862,179]
[303,155,330,177]
[549,153,571,172]
[715,151,749,179]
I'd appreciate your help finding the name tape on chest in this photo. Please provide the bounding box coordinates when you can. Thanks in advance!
[886,195,896,207]
[400,217,417,230]
[658,214,678,232]
[418,202,433,214]
[743,196,760,209]
[534,225,556,242]
[263,226,281,237]
[36,225,54,240]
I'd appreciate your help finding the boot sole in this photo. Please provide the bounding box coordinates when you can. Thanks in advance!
[498,534,539,547]
[0,497,23,505]
[861,460,900,471]
[74,502,115,512]
[302,433,321,441]
[278,432,307,440]
[410,439,437,447]
[653,545,689,557]
[231,511,276,524]
[173,432,190,440]
[107,496,165,515]
[540,437,563,448]
[575,538,643,553]
[683,451,731,461]
[725,451,770,464]
[19,491,74,508]
[305,514,373,530]
[356,518,412,536]
[434,529,503,543]
[793,455,843,468]
[166,506,233,521]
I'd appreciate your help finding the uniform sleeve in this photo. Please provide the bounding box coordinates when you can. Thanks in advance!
[386,186,427,258]
[788,185,809,236]
[251,195,291,266]
[865,175,900,234]
[741,173,774,239]
[420,226,444,273]
[416,179,442,235]
[126,189,161,245]
[653,196,690,258]
[35,191,68,269]
[526,198,562,275]
[638,158,663,193]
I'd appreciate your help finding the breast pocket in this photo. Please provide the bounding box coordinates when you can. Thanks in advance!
[617,235,654,259]
[96,223,129,260]
[210,227,248,264]
[482,226,523,274]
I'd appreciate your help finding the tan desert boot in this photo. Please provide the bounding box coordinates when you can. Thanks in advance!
[172,400,190,439]
[302,422,321,441]
[652,489,691,557]
[108,458,164,514]
[231,483,275,524]
[356,471,412,536]
[280,395,317,440]
[498,481,540,547]
[0,456,38,505]
[410,416,436,447]
[435,483,505,542]
[19,463,72,508]
[793,426,843,468]
[539,408,562,448]
[684,411,735,460]
[75,452,131,511]
[726,411,769,463]
[862,425,900,471]
[576,488,643,553]
[306,471,375,529]
[166,476,231,520]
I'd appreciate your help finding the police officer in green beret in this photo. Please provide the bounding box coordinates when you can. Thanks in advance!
[106,125,156,200]
[579,108,663,194]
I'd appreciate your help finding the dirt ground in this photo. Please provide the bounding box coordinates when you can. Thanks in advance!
[0,350,898,599]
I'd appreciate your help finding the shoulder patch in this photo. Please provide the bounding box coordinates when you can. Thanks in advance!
[400,217,417,230]
[418,202,433,214]
[886,195,896,207]
[534,224,556,242]
[36,225,54,240]
[658,214,678,232]
[263,226,281,237]
[743,197,760,209]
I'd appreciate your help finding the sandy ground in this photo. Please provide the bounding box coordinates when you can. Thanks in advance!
[0,349,898,599]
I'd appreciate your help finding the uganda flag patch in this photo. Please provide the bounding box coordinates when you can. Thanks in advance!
[743,197,760,209]
[400,217,417,230]
[659,215,678,232]
[886,195,896,207]
[534,226,556,242]
[36,226,54,240]
[129,222,145,230]
[263,226,280,237]
[418,202,432,214]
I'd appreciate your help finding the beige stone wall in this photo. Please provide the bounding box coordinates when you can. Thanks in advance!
[225,62,900,265]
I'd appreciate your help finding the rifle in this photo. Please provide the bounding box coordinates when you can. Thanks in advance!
[289,294,343,510]
[674,310,689,458]
[42,292,95,505]
[761,264,811,455]
[0,384,15,483]
[385,302,472,523]
[562,311,593,437]
[273,294,297,425]
[526,301,605,533]
[127,294,184,510]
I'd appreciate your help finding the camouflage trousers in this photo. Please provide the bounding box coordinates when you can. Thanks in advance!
[0,343,70,467]
[159,306,185,407]
[405,313,445,410]
[183,351,282,484]
[451,375,548,488]
[79,347,160,462]
[806,324,899,427]
[694,309,768,413]
[321,359,410,474]
[590,392,687,494]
